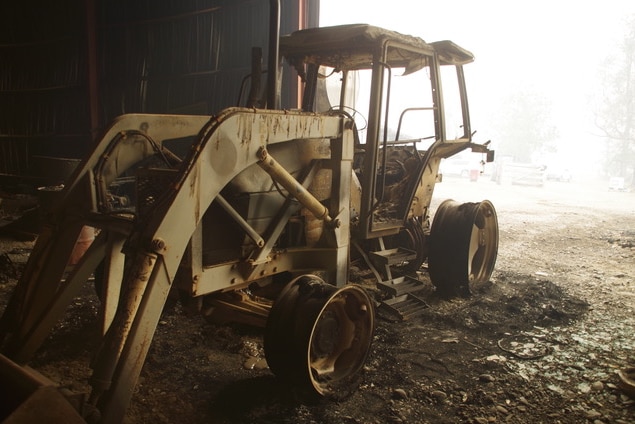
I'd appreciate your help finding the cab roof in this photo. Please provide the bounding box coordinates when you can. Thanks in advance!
[280,24,474,72]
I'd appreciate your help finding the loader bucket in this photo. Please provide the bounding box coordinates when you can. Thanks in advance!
[0,354,85,424]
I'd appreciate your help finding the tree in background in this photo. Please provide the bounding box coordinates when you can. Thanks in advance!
[493,87,558,163]
[595,15,635,185]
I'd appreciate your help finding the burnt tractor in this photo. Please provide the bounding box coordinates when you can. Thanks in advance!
[0,21,498,424]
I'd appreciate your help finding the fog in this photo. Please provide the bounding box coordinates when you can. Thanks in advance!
[319,0,635,185]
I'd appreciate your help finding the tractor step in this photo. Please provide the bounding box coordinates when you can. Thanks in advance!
[369,247,417,266]
[377,275,426,296]
[380,293,429,321]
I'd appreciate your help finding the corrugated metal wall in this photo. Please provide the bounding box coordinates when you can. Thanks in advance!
[0,0,318,183]
[0,0,90,178]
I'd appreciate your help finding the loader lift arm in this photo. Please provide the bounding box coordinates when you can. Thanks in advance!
[0,108,360,423]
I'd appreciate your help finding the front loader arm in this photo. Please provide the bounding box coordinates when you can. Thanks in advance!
[1,107,353,423]
[95,108,352,422]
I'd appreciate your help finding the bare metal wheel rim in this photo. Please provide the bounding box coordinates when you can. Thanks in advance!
[307,284,375,395]
[264,275,375,397]
[428,199,499,296]
[467,200,498,286]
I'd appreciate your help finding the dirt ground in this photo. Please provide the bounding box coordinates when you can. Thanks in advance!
[0,175,634,424]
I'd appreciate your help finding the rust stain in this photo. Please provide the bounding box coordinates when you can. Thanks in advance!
[188,162,201,223]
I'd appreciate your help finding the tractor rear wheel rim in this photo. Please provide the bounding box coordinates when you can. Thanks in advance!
[467,200,498,286]
[429,199,499,296]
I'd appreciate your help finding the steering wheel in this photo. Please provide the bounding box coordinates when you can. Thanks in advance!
[329,105,368,131]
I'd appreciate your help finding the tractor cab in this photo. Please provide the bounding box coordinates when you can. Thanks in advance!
[281,24,487,239]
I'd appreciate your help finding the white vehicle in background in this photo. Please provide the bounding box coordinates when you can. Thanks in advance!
[546,167,571,182]
[608,177,626,191]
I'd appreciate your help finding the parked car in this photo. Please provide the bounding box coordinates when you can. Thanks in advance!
[546,167,571,182]
[440,159,470,177]
[608,177,626,191]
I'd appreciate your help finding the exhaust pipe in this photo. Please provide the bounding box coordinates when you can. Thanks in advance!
[267,0,280,109]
